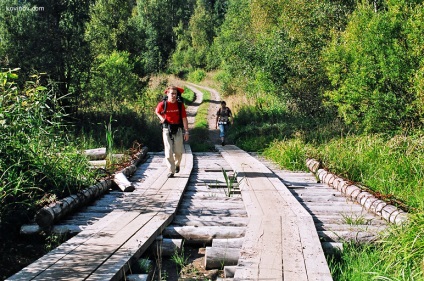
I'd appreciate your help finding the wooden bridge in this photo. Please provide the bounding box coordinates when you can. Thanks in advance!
[7,143,391,281]
[7,84,398,281]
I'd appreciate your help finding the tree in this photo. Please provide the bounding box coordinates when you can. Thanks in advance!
[88,51,139,114]
[0,0,93,109]
[171,0,216,73]
[324,1,422,132]
[136,0,196,73]
[85,0,136,56]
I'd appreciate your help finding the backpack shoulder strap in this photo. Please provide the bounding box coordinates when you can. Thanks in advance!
[160,100,167,114]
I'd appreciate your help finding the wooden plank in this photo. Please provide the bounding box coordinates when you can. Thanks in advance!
[31,211,153,280]
[297,216,333,280]
[6,211,125,280]
[86,213,173,281]
[9,145,193,281]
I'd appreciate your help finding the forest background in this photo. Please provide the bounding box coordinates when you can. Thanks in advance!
[1,0,423,280]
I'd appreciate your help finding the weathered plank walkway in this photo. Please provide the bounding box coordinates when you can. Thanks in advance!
[7,145,193,281]
[8,144,392,280]
[217,145,332,281]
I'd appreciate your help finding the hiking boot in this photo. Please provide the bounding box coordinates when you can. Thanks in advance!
[221,141,225,146]
[167,173,174,178]
[175,166,180,173]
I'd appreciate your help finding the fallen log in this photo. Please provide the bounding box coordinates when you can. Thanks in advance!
[113,172,135,192]
[33,147,149,228]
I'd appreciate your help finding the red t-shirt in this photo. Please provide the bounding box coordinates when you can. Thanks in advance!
[156,101,187,124]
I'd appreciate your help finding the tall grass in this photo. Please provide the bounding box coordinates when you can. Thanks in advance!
[0,70,95,225]
[329,214,424,281]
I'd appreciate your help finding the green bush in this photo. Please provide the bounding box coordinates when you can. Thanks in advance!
[86,51,139,114]
[187,69,206,83]
[323,1,422,133]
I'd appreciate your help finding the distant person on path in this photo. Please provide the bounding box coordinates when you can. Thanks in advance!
[215,101,233,146]
[155,85,189,178]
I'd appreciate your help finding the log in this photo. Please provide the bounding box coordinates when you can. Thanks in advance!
[318,230,378,243]
[205,242,343,272]
[83,147,106,160]
[89,160,107,168]
[126,274,149,281]
[204,247,240,269]
[177,209,247,217]
[212,238,244,248]
[21,224,87,235]
[321,242,343,254]
[172,215,248,227]
[113,172,135,192]
[211,238,342,256]
[20,224,41,235]
[162,226,245,245]
[35,180,113,228]
[33,147,149,228]
[179,202,245,210]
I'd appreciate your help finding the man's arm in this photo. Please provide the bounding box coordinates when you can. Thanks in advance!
[155,103,166,123]
[182,117,189,141]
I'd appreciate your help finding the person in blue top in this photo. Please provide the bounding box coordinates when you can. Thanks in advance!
[215,101,233,146]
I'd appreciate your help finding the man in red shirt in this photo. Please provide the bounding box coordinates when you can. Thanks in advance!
[155,86,189,178]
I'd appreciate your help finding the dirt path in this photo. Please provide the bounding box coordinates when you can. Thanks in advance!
[185,83,222,146]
